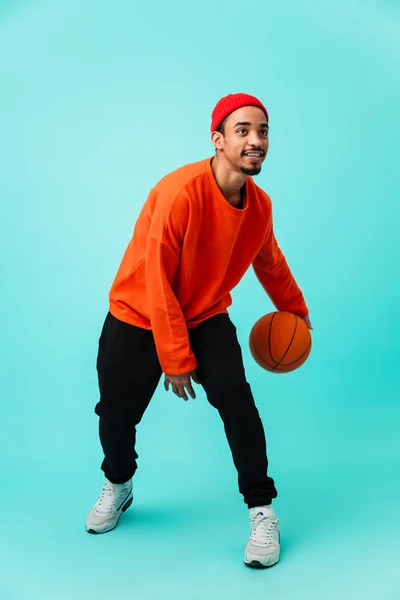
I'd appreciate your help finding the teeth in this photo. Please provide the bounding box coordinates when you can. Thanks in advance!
[245,153,262,157]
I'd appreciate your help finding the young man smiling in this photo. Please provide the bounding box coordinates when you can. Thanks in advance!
[87,93,312,569]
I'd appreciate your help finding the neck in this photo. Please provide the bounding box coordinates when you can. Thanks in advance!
[211,154,247,206]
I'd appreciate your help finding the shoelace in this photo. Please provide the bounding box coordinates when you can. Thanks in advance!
[250,514,278,546]
[94,483,129,516]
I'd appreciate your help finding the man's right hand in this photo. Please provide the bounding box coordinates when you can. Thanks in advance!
[164,370,201,401]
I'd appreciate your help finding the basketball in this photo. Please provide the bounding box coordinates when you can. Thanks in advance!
[249,311,312,373]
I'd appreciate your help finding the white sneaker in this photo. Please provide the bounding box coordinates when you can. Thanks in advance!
[244,506,280,568]
[86,480,133,534]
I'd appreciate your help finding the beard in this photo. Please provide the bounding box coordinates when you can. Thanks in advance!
[241,166,262,176]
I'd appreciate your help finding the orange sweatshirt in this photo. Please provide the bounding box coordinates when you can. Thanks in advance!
[109,157,308,374]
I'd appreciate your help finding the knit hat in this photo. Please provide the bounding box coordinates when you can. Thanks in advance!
[211,93,268,133]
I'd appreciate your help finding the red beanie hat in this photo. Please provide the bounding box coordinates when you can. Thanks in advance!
[211,93,268,133]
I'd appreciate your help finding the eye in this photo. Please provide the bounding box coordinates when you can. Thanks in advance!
[260,129,269,137]
[237,128,247,135]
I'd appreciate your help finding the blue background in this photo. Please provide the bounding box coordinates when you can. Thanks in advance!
[1,0,399,598]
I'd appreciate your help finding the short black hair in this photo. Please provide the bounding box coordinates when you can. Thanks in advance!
[216,117,228,135]
[214,117,227,153]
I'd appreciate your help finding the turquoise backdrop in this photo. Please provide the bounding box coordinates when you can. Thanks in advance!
[1,1,399,598]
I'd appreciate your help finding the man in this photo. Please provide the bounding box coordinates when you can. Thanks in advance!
[86,93,312,569]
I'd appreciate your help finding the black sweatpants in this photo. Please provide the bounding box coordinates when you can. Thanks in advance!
[95,311,278,508]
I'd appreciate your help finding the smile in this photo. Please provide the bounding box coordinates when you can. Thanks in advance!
[243,151,264,163]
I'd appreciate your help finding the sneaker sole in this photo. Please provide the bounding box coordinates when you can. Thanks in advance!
[244,550,280,569]
[244,557,279,569]
[86,494,133,535]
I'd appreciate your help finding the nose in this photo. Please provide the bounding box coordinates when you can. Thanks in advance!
[247,130,263,147]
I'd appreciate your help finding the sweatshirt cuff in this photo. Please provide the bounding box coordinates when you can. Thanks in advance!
[292,301,309,318]
[160,354,198,376]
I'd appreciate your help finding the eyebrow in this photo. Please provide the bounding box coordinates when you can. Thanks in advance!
[234,121,269,128]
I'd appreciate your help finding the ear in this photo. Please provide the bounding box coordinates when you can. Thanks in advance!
[211,130,224,151]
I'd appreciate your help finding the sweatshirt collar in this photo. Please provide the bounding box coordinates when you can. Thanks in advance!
[205,157,250,214]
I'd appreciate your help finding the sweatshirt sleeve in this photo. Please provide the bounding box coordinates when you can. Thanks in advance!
[252,214,309,318]
[145,190,198,375]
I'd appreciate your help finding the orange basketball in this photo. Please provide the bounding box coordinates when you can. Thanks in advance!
[249,311,312,373]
